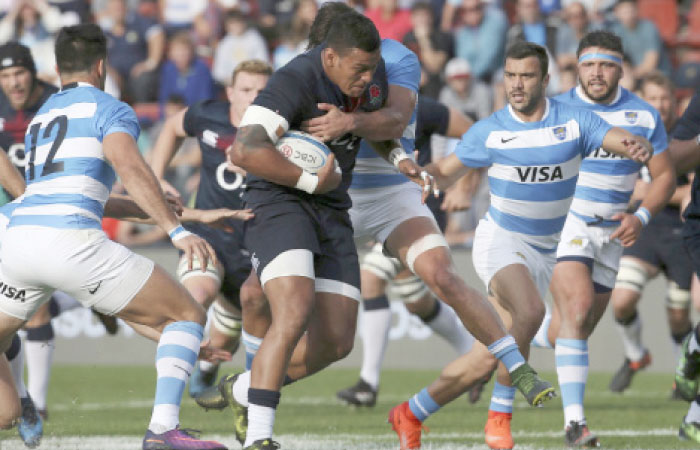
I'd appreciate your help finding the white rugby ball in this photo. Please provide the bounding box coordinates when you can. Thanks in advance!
[276,130,332,174]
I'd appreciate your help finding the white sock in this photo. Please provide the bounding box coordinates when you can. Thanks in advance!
[7,342,27,398]
[51,291,81,315]
[25,338,54,410]
[532,312,553,349]
[424,301,474,354]
[687,399,700,423]
[358,305,392,390]
[232,371,251,407]
[244,403,276,446]
[689,330,700,354]
[198,360,216,374]
[615,313,645,362]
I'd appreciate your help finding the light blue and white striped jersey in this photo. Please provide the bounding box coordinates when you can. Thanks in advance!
[555,86,667,225]
[350,39,420,190]
[9,82,139,230]
[456,98,612,252]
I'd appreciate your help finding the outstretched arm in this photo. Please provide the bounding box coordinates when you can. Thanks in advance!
[0,150,25,199]
[149,108,189,196]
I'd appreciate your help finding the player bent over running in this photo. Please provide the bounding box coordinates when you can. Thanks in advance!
[150,60,272,397]
[387,41,652,450]
[0,24,227,450]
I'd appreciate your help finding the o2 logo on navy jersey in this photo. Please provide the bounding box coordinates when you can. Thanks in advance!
[0,281,26,302]
[625,111,638,124]
[7,143,27,168]
[516,165,563,182]
[216,162,245,191]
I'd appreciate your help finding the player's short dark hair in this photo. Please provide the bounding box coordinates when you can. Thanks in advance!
[576,30,623,58]
[505,41,548,77]
[307,2,355,49]
[325,12,380,55]
[55,24,107,74]
[411,2,433,14]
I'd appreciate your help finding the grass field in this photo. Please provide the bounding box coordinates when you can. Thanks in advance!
[0,365,696,449]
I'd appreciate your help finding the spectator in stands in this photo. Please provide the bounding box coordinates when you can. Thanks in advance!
[610,0,671,78]
[158,31,214,114]
[0,0,63,82]
[272,0,317,70]
[47,0,90,24]
[365,0,413,41]
[506,0,560,56]
[403,2,452,99]
[438,57,492,121]
[453,0,508,82]
[555,1,595,68]
[212,9,269,86]
[160,0,207,35]
[103,0,164,103]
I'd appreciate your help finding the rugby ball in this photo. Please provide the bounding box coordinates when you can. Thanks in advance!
[276,130,332,174]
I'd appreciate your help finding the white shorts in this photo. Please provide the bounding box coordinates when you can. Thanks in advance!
[349,182,435,245]
[556,213,623,290]
[472,217,555,299]
[0,226,154,320]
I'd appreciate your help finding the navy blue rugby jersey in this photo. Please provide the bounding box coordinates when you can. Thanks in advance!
[181,100,247,239]
[0,81,57,179]
[242,44,389,210]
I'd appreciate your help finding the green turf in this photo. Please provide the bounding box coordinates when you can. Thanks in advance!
[0,365,696,449]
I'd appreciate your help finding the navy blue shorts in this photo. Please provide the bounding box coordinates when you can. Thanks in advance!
[625,221,692,289]
[684,218,700,279]
[243,199,360,299]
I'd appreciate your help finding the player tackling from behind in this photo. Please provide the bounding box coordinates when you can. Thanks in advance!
[0,24,226,450]
[387,41,653,450]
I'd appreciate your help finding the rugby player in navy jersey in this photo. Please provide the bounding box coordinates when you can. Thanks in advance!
[668,91,700,442]
[150,60,270,397]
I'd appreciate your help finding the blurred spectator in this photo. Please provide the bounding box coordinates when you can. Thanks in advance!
[0,0,62,83]
[190,1,225,66]
[103,0,165,102]
[558,62,577,92]
[555,1,595,68]
[506,0,560,56]
[453,0,508,82]
[403,2,452,98]
[438,57,492,121]
[610,0,671,78]
[619,53,636,90]
[212,9,269,86]
[47,0,90,23]
[365,0,413,41]
[258,0,297,29]
[272,0,317,69]
[539,0,561,16]
[160,0,207,35]
[159,31,214,113]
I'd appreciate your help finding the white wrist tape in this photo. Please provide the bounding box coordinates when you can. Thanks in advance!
[168,225,193,242]
[295,170,319,194]
[633,207,651,227]
[389,147,410,168]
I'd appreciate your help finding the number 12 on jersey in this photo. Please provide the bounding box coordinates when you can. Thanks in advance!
[27,114,68,181]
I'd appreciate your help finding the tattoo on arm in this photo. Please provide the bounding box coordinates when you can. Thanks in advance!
[237,124,275,149]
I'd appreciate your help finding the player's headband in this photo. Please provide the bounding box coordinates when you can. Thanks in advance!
[578,52,623,66]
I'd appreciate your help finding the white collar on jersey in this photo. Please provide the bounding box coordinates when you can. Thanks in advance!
[575,85,622,106]
[507,98,550,124]
[61,81,95,91]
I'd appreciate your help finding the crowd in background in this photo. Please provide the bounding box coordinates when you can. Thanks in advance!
[1,0,699,246]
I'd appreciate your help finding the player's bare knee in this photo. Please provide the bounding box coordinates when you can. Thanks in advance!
[240,282,266,315]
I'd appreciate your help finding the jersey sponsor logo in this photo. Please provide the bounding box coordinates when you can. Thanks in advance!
[552,126,567,141]
[329,134,360,152]
[202,129,218,147]
[0,281,26,302]
[251,253,260,272]
[216,162,245,191]
[590,147,624,159]
[500,136,517,144]
[569,238,583,247]
[87,281,102,295]
[7,143,27,168]
[624,111,638,124]
[515,165,564,182]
